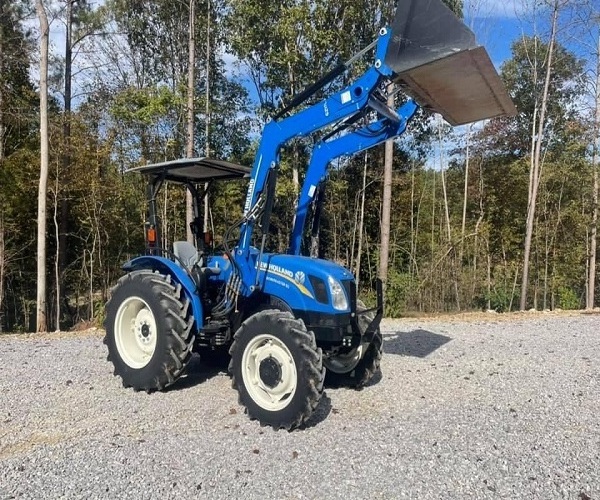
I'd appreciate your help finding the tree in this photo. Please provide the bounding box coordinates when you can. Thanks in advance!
[0,1,34,162]
[227,0,395,198]
[36,0,49,332]
[587,30,600,310]
[477,29,584,310]
[571,2,600,310]
[379,87,395,294]
[185,0,196,243]
[0,1,37,332]
[520,0,560,311]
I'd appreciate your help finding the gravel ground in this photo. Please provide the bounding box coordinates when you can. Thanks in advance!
[0,313,598,499]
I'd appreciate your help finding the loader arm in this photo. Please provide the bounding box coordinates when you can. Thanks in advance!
[236,28,396,280]
[288,100,419,256]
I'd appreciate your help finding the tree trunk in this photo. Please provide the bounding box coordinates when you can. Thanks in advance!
[284,40,299,195]
[89,236,96,320]
[186,0,196,244]
[0,23,4,163]
[473,155,485,298]
[587,32,600,310]
[438,115,459,310]
[0,216,5,333]
[460,124,471,265]
[57,0,74,327]
[486,239,491,311]
[203,0,211,236]
[543,220,550,310]
[54,178,60,331]
[350,190,359,269]
[379,85,395,294]
[438,117,452,243]
[355,152,368,288]
[36,0,49,333]
[0,25,4,331]
[520,2,558,311]
[410,159,416,279]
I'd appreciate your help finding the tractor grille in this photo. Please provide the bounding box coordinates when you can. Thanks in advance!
[309,275,329,304]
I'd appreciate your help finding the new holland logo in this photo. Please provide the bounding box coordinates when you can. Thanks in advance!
[294,271,306,285]
[256,262,313,299]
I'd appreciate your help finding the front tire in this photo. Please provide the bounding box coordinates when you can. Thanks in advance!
[229,310,324,430]
[324,300,383,389]
[104,270,195,391]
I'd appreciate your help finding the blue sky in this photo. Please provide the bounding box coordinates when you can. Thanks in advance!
[465,0,533,69]
[470,18,519,68]
[464,0,599,72]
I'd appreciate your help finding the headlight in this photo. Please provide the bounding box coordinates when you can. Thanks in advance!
[327,276,348,311]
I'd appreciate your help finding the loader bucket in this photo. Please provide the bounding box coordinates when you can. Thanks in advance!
[384,0,516,125]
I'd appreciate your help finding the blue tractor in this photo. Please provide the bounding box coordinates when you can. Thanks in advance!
[104,0,515,429]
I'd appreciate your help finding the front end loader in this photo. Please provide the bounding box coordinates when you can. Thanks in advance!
[104,0,516,430]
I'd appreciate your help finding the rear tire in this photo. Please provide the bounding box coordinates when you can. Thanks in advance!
[324,300,383,389]
[229,310,324,430]
[104,270,195,391]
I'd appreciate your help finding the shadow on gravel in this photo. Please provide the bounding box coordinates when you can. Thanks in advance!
[324,368,383,390]
[301,392,332,429]
[384,330,452,358]
[165,354,226,392]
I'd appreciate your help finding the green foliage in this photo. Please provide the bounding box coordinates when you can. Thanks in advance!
[556,286,580,311]
[385,270,417,317]
[93,298,106,326]
[494,36,585,157]
[3,0,600,332]
[111,86,181,125]
[0,4,41,331]
[0,1,38,157]
[226,0,401,111]
[481,287,518,313]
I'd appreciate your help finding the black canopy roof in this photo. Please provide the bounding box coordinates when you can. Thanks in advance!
[128,158,251,183]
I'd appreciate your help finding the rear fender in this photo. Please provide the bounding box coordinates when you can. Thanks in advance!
[122,256,204,329]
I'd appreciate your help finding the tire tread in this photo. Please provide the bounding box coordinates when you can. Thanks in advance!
[229,310,323,430]
[104,270,195,391]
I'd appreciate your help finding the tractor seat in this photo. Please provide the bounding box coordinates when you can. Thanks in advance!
[173,241,220,291]
[173,241,202,269]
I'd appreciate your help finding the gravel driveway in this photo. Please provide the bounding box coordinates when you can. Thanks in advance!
[0,313,598,499]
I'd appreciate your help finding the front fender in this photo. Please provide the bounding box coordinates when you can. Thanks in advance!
[122,256,203,329]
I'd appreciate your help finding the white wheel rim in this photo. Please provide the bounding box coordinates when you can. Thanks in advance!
[241,334,297,411]
[324,345,364,374]
[114,296,157,369]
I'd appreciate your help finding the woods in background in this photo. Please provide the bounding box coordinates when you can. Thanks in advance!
[1,0,600,331]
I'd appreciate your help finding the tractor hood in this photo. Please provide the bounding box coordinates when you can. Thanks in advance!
[384,0,516,125]
[258,254,353,282]
[255,254,354,313]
